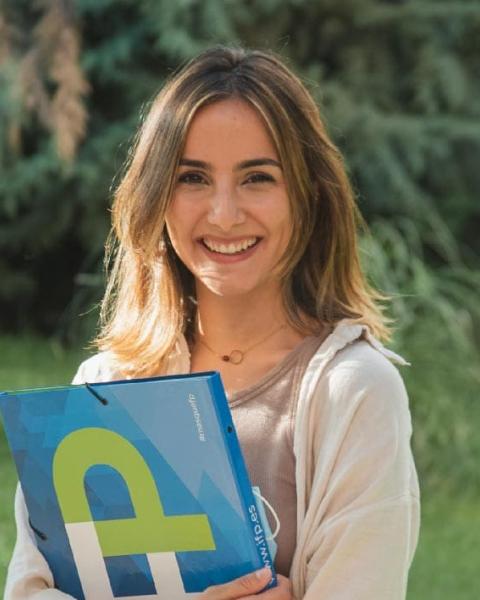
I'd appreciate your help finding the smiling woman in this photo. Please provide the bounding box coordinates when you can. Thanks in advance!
[5,46,420,600]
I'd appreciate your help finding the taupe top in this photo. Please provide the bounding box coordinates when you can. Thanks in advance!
[228,335,324,576]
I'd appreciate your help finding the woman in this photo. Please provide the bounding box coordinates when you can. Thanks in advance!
[6,46,420,600]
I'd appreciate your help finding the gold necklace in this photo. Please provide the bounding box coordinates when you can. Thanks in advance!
[196,323,287,365]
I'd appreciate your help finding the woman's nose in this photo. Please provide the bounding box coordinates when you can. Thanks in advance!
[207,188,246,231]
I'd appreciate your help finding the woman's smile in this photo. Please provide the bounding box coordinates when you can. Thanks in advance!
[198,235,263,263]
[201,235,260,254]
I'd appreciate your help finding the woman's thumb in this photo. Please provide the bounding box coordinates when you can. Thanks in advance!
[202,567,272,599]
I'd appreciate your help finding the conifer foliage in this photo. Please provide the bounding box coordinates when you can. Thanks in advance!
[0,0,479,492]
[2,0,89,161]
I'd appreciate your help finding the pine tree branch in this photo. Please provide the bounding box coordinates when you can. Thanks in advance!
[35,0,90,162]
[0,7,24,156]
[359,2,480,24]
[18,48,52,128]
[0,12,11,65]
[375,113,480,140]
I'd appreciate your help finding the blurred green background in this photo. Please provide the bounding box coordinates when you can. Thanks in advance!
[1,0,479,597]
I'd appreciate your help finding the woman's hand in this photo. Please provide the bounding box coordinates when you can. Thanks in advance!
[199,567,293,599]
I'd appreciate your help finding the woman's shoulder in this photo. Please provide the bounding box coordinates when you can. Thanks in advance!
[313,319,406,379]
[313,331,412,433]
[326,335,408,392]
[304,321,411,417]
[71,351,122,384]
[299,327,414,449]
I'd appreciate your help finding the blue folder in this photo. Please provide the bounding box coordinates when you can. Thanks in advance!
[0,371,276,599]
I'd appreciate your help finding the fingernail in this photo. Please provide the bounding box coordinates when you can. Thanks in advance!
[255,567,271,580]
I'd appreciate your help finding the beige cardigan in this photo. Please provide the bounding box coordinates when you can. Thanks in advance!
[5,320,421,599]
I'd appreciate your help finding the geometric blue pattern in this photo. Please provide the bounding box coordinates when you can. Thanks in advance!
[0,372,275,598]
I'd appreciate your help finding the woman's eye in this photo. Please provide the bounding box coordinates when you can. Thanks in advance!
[243,172,275,185]
[177,172,207,185]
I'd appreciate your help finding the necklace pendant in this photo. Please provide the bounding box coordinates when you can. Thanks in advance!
[228,350,244,365]
[197,323,286,366]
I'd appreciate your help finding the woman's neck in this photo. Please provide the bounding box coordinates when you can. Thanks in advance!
[193,283,299,352]
[189,282,326,395]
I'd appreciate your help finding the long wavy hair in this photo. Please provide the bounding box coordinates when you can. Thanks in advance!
[95,45,390,377]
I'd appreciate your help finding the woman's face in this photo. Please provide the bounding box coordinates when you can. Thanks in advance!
[165,98,292,301]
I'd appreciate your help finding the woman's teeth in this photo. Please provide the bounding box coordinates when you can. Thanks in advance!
[202,237,258,255]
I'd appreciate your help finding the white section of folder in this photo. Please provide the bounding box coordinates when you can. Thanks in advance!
[148,551,200,599]
[66,522,200,599]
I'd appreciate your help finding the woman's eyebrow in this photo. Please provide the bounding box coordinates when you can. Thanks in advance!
[235,158,281,171]
[179,157,281,170]
[179,158,210,169]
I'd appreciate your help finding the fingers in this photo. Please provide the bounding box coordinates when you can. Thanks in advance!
[225,574,293,600]
[245,574,293,599]
[201,567,272,599]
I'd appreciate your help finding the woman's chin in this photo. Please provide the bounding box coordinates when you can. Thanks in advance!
[196,276,267,301]
[201,281,255,298]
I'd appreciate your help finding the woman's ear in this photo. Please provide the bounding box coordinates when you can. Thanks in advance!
[156,228,173,258]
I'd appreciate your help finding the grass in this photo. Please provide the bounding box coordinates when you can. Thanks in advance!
[0,334,479,598]
[0,335,88,391]
[407,494,480,598]
[0,441,16,592]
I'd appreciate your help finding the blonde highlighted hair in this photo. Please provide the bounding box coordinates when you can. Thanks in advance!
[96,46,390,377]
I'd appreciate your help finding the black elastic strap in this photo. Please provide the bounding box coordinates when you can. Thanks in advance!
[29,518,47,541]
[85,382,108,405]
